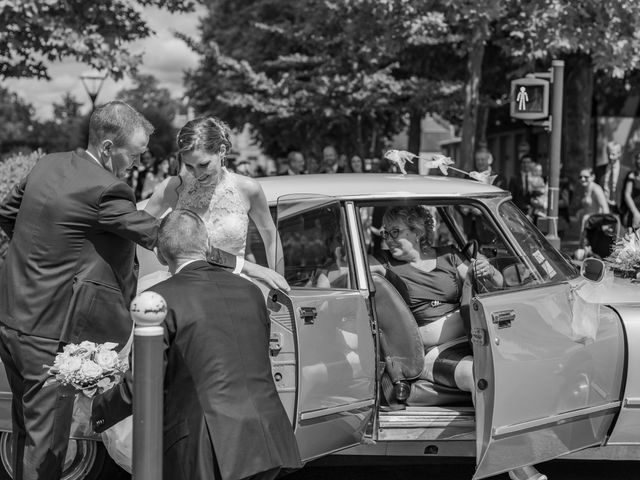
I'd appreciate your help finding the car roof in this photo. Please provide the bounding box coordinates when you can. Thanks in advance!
[258,173,508,203]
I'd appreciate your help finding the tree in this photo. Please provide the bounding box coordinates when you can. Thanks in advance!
[0,86,36,153]
[0,0,194,80]
[116,73,182,160]
[35,93,88,153]
[185,0,466,164]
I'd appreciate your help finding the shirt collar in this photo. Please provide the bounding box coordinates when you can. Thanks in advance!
[175,259,200,274]
[85,150,102,166]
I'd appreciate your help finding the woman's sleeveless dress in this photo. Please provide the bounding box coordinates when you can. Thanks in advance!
[176,169,249,256]
[384,247,472,390]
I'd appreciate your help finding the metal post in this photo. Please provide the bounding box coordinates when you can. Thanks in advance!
[546,60,564,249]
[130,291,167,480]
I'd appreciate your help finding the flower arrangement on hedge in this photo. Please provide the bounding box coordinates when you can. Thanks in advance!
[0,150,43,265]
[605,228,640,279]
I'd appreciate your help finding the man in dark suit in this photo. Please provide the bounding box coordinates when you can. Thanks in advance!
[0,101,277,480]
[596,141,630,215]
[0,101,161,480]
[92,209,302,480]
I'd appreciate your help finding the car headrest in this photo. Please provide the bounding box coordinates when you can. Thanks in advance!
[371,272,424,380]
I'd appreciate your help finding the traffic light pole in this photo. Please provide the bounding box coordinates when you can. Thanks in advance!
[546,60,564,249]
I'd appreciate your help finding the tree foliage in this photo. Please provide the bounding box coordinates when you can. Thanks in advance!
[0,85,36,153]
[184,0,466,160]
[116,73,181,160]
[35,93,89,153]
[0,0,195,80]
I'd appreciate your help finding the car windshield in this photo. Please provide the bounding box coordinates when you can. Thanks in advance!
[498,201,577,283]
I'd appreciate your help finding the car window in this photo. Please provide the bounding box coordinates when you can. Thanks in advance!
[498,201,577,283]
[358,201,560,293]
[277,202,353,289]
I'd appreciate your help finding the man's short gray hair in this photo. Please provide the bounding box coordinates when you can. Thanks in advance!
[157,210,208,264]
[88,101,154,148]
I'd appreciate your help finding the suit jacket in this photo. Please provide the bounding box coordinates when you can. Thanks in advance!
[508,173,530,212]
[92,261,301,480]
[0,151,159,346]
[491,173,508,190]
[596,162,630,211]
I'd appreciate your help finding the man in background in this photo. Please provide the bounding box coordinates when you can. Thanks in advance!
[281,150,306,175]
[596,141,629,215]
[321,145,343,173]
[509,154,534,213]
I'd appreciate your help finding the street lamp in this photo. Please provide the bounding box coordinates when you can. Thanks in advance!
[80,71,107,111]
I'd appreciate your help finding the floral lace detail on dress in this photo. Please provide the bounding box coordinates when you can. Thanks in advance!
[176,169,249,256]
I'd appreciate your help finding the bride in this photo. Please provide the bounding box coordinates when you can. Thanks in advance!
[100,116,286,473]
[144,116,283,273]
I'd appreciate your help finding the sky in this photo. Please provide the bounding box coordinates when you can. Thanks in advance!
[3,6,203,120]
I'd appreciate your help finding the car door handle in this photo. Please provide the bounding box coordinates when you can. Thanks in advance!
[299,307,317,325]
[492,310,515,329]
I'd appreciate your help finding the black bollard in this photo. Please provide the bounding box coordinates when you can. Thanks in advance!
[130,291,167,480]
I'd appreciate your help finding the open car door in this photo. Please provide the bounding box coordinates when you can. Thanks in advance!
[270,195,377,462]
[469,203,626,479]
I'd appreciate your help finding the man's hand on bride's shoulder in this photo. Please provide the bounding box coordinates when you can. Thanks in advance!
[242,262,290,291]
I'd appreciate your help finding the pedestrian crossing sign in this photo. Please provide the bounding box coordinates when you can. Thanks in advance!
[510,77,549,120]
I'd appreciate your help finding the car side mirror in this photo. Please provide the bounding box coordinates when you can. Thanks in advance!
[581,258,606,282]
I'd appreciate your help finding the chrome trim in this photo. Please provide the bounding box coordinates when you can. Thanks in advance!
[345,202,369,291]
[0,393,11,400]
[492,401,621,437]
[624,398,640,407]
[299,399,375,421]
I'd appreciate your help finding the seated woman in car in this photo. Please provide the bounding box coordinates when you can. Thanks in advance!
[370,205,502,393]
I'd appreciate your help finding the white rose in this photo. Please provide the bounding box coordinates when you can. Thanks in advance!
[94,349,118,370]
[57,356,82,376]
[80,360,103,380]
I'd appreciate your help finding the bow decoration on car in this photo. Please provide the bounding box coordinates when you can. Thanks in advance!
[384,149,415,174]
[384,150,490,182]
[468,169,498,185]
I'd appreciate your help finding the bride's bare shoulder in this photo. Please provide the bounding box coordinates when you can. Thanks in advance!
[232,172,262,195]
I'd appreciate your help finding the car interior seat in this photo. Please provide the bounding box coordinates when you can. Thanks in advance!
[372,273,473,407]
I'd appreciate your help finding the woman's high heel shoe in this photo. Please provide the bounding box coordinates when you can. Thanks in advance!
[508,465,547,480]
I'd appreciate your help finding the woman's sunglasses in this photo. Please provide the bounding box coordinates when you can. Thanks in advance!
[380,227,406,240]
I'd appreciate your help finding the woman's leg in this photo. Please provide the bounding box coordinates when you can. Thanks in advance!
[420,337,474,392]
[418,310,466,349]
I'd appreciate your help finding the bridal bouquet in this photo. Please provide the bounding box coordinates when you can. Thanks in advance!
[605,228,640,279]
[44,341,129,397]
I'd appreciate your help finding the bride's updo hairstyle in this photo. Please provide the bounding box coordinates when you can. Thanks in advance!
[176,116,233,160]
[383,205,435,251]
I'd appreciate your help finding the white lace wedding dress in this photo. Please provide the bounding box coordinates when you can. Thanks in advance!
[102,169,250,473]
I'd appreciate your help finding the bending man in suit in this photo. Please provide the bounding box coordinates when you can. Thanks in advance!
[92,209,302,480]
[0,101,287,480]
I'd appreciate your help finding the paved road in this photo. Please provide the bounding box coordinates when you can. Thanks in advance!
[287,459,640,480]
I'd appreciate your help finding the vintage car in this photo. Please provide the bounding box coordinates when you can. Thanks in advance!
[0,173,639,480]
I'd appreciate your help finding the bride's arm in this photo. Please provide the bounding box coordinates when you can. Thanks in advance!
[244,177,284,274]
[143,177,179,217]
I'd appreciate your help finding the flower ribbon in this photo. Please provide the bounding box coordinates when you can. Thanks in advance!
[384,149,492,183]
